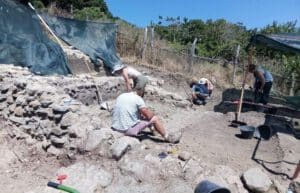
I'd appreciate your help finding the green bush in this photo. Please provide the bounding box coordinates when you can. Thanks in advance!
[74,7,111,21]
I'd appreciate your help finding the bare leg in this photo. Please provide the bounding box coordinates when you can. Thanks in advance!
[150,116,167,137]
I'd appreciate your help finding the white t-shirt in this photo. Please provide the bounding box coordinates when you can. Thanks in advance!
[127,66,142,79]
[112,92,146,131]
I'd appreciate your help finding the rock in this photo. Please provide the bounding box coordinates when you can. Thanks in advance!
[14,106,25,117]
[47,109,54,119]
[42,141,51,150]
[50,128,68,137]
[242,167,272,193]
[182,159,204,182]
[60,112,79,128]
[290,181,300,193]
[25,96,35,103]
[23,106,34,116]
[50,135,66,148]
[6,96,14,104]
[0,84,10,94]
[14,80,27,89]
[47,146,62,156]
[54,114,63,122]
[25,86,38,96]
[29,100,41,109]
[110,138,130,160]
[119,159,158,183]
[110,136,140,160]
[9,116,26,126]
[25,136,36,145]
[213,165,247,193]
[51,104,69,114]
[39,119,54,131]
[21,123,38,134]
[8,103,16,113]
[0,103,7,111]
[178,151,191,161]
[15,95,27,106]
[84,129,112,152]
[0,94,6,102]
[174,101,189,108]
[68,118,93,139]
[40,99,53,108]
[36,109,49,119]
[273,180,286,193]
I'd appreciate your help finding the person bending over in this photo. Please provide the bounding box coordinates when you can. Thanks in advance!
[113,65,148,92]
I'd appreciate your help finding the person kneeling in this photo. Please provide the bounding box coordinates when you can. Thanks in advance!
[190,78,210,105]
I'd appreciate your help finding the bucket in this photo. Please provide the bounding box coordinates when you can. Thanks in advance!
[257,125,273,140]
[239,125,256,139]
[195,180,231,193]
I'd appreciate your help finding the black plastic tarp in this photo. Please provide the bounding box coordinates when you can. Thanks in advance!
[250,34,300,54]
[0,0,71,75]
[41,14,123,73]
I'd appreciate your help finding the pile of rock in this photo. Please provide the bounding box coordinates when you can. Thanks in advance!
[0,65,189,158]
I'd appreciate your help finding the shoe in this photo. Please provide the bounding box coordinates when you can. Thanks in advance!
[194,99,203,105]
[165,132,182,144]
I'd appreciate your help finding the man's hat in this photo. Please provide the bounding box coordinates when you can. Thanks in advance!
[199,78,207,85]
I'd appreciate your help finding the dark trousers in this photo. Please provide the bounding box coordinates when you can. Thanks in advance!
[254,81,273,104]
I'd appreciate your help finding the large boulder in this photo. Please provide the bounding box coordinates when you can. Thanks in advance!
[118,158,159,183]
[60,112,79,128]
[242,167,272,193]
[84,129,113,152]
[110,136,140,160]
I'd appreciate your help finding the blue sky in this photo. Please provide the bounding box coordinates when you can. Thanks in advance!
[105,0,300,29]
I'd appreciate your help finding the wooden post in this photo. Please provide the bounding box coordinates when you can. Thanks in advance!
[150,27,154,48]
[232,45,240,84]
[141,27,148,59]
[70,5,73,19]
[188,38,197,73]
[290,72,295,96]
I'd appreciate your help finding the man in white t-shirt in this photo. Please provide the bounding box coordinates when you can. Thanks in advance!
[113,65,148,91]
[112,81,181,143]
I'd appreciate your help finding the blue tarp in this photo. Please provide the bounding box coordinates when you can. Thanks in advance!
[0,0,71,75]
[250,34,300,54]
[41,14,123,73]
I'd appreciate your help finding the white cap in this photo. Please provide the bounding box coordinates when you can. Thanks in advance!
[199,78,207,84]
[112,64,125,74]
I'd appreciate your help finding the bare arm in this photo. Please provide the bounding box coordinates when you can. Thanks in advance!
[254,70,265,90]
[121,67,132,91]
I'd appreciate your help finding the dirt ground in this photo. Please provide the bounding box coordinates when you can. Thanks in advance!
[0,65,299,193]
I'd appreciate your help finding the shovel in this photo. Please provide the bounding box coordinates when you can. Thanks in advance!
[231,63,247,127]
